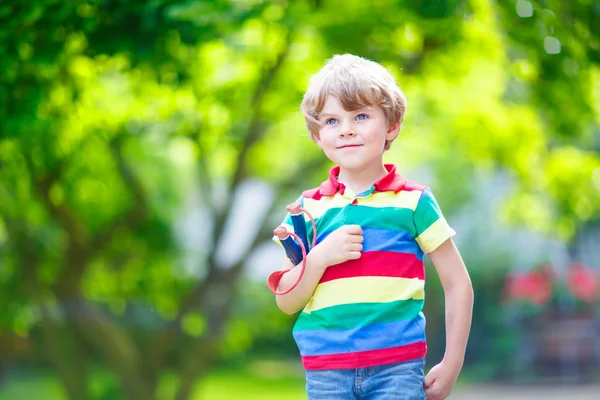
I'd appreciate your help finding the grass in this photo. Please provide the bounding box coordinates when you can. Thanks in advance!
[0,360,307,400]
[188,369,306,400]
[0,371,66,399]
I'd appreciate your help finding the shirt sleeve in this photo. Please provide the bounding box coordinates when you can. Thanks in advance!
[413,187,456,253]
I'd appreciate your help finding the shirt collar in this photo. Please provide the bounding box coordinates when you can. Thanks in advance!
[318,164,406,196]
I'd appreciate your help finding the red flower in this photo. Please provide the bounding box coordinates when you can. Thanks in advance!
[505,270,552,305]
[566,263,599,303]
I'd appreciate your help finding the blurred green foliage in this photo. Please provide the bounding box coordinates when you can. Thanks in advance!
[0,367,307,400]
[0,0,599,399]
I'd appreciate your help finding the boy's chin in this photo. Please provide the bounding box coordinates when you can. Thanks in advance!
[327,152,383,171]
[336,159,373,171]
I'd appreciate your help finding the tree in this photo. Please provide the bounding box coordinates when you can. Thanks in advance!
[1,1,328,398]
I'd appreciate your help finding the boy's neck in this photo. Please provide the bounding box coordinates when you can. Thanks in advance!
[337,162,389,195]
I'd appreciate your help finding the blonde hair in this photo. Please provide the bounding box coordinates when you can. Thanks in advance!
[301,54,407,150]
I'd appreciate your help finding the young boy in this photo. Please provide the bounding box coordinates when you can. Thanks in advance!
[269,54,473,400]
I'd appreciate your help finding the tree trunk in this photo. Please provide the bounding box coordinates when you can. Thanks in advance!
[63,296,156,400]
[173,267,241,400]
[38,315,89,400]
[174,337,219,400]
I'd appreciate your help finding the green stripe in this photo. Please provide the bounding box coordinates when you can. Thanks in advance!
[293,299,424,332]
[282,213,292,226]
[414,190,442,234]
[307,206,416,239]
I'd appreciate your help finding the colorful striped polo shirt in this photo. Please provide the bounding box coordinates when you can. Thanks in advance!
[270,163,456,370]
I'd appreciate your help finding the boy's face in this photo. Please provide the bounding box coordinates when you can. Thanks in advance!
[316,95,399,171]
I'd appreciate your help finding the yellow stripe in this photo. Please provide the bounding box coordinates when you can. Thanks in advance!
[303,193,349,220]
[304,277,425,313]
[416,218,456,253]
[358,190,422,210]
[302,190,423,220]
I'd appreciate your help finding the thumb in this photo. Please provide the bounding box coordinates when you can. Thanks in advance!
[424,370,436,388]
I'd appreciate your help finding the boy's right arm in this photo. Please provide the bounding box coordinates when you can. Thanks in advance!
[274,224,363,315]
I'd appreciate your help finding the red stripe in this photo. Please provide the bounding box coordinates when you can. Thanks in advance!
[301,341,426,370]
[320,251,424,283]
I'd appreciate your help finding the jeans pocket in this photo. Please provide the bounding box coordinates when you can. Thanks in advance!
[365,359,426,400]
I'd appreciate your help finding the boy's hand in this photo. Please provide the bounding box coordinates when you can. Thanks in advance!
[423,360,460,400]
[311,224,363,268]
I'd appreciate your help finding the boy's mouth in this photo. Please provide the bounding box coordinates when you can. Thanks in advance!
[337,144,363,149]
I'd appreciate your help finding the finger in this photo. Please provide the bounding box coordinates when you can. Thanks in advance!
[345,224,363,234]
[350,243,363,252]
[348,251,361,260]
[424,372,436,388]
[351,235,364,243]
[424,386,439,399]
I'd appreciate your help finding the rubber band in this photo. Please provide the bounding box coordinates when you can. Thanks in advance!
[268,205,318,295]
[269,231,307,295]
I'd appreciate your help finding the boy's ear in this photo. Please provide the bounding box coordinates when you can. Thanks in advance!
[313,136,321,148]
[386,121,401,141]
[312,132,323,148]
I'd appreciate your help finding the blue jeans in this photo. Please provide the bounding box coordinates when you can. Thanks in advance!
[305,358,426,399]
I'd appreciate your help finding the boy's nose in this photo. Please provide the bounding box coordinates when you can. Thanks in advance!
[339,123,357,138]
[340,130,356,138]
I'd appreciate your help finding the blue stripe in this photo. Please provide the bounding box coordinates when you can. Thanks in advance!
[293,315,426,356]
[280,236,304,266]
[316,227,423,260]
[291,213,310,252]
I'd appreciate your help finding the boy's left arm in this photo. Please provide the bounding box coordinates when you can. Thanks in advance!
[423,238,474,400]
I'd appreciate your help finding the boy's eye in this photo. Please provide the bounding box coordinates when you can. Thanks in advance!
[356,114,368,121]
[325,118,338,125]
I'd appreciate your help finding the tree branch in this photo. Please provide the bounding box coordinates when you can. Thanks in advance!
[4,217,40,295]
[145,29,295,377]
[210,28,294,259]
[196,136,216,218]
[23,149,90,295]
[23,136,154,397]
[225,155,331,279]
[170,169,318,400]
[24,130,100,250]
[90,136,149,253]
[145,192,275,378]
[8,213,90,400]
[32,171,89,248]
[146,154,327,380]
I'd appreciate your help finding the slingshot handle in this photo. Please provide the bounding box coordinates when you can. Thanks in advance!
[286,202,303,215]
[273,226,289,240]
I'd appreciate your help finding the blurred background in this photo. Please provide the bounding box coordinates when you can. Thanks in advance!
[1,0,599,399]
